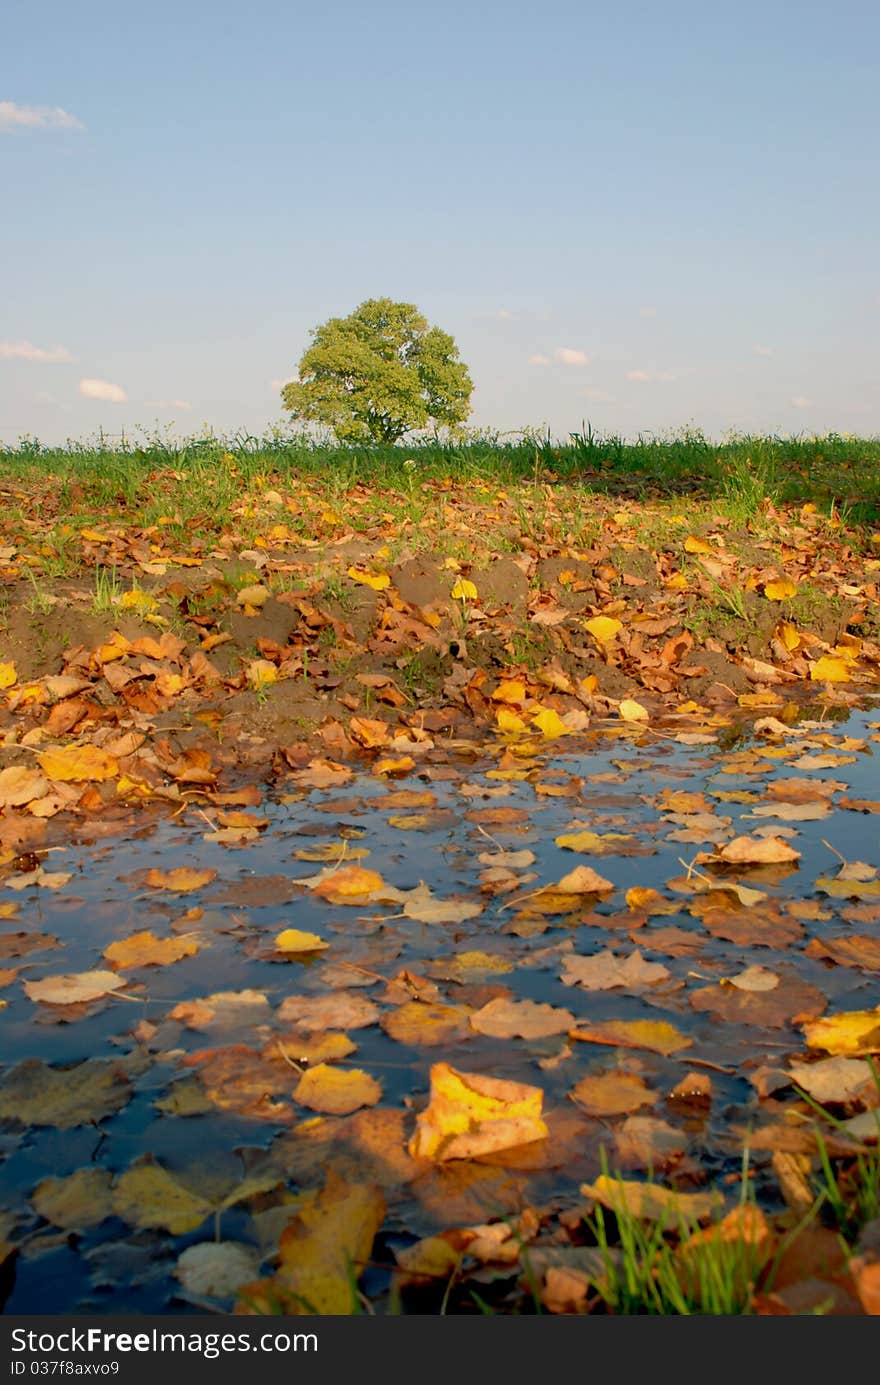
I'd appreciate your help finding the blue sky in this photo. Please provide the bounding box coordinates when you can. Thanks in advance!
[2,0,878,444]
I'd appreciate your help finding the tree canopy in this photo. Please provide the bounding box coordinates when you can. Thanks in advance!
[281,298,473,444]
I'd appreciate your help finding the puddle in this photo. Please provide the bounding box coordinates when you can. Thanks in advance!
[2,696,879,1313]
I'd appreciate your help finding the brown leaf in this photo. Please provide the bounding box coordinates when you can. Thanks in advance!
[715,835,801,866]
[561,949,671,991]
[104,931,200,970]
[469,997,574,1040]
[570,1070,658,1117]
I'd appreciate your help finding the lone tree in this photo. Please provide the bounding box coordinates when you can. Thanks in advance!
[281,297,473,444]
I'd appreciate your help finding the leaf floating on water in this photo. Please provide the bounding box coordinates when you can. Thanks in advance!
[273,929,329,955]
[141,867,217,893]
[175,1242,260,1301]
[381,1001,473,1047]
[103,931,200,969]
[24,970,128,1005]
[569,1071,658,1117]
[409,1063,547,1162]
[238,1171,385,1316]
[112,1159,212,1234]
[0,1058,132,1129]
[31,1168,114,1229]
[787,1057,877,1106]
[800,1007,880,1056]
[561,949,671,992]
[714,835,801,866]
[469,997,574,1040]
[569,1018,692,1056]
[293,1064,382,1115]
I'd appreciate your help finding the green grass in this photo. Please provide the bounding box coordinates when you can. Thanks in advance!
[2,425,879,516]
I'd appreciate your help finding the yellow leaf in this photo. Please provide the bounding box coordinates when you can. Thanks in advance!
[309,865,386,899]
[764,577,798,601]
[801,1007,880,1055]
[0,663,17,690]
[265,1172,385,1315]
[372,756,415,776]
[584,615,622,644]
[684,535,714,554]
[530,707,568,738]
[119,589,158,613]
[38,745,118,783]
[665,572,689,590]
[80,528,109,542]
[274,929,329,955]
[112,1161,211,1234]
[155,671,185,697]
[293,1065,382,1115]
[776,622,802,652]
[496,707,527,734]
[235,584,270,609]
[246,659,278,689]
[450,578,478,601]
[570,1018,692,1056]
[581,1175,721,1226]
[619,698,649,722]
[103,931,200,969]
[348,567,391,590]
[491,679,528,704]
[810,656,852,683]
[97,631,130,663]
[142,867,217,893]
[554,865,614,894]
[408,1062,547,1161]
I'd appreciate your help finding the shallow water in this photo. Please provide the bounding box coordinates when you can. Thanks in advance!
[2,695,879,1313]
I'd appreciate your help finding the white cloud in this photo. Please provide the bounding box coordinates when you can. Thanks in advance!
[554,347,590,366]
[79,377,127,403]
[0,101,84,132]
[791,395,813,409]
[144,399,191,410]
[0,340,72,363]
[582,387,614,403]
[471,309,516,321]
[752,344,773,357]
[528,353,551,366]
[625,369,675,383]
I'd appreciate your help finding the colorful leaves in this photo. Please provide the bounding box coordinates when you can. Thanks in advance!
[764,577,798,601]
[409,1063,547,1161]
[273,929,329,955]
[584,615,622,645]
[569,1018,692,1056]
[348,566,391,590]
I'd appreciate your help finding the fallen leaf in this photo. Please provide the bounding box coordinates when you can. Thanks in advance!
[581,1174,722,1225]
[409,1063,547,1161]
[569,1018,692,1056]
[176,1242,260,1301]
[801,1007,880,1056]
[0,1058,132,1128]
[142,867,217,893]
[569,1071,657,1117]
[37,745,118,782]
[764,578,798,600]
[274,929,329,955]
[103,931,200,969]
[715,835,801,866]
[787,1057,877,1105]
[381,1001,472,1047]
[112,1159,212,1234]
[0,765,48,808]
[32,1168,114,1229]
[469,997,574,1040]
[293,1064,382,1115]
[561,949,671,991]
[24,970,128,1005]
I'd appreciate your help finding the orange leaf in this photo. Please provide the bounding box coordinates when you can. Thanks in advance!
[142,868,217,893]
[38,745,118,783]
